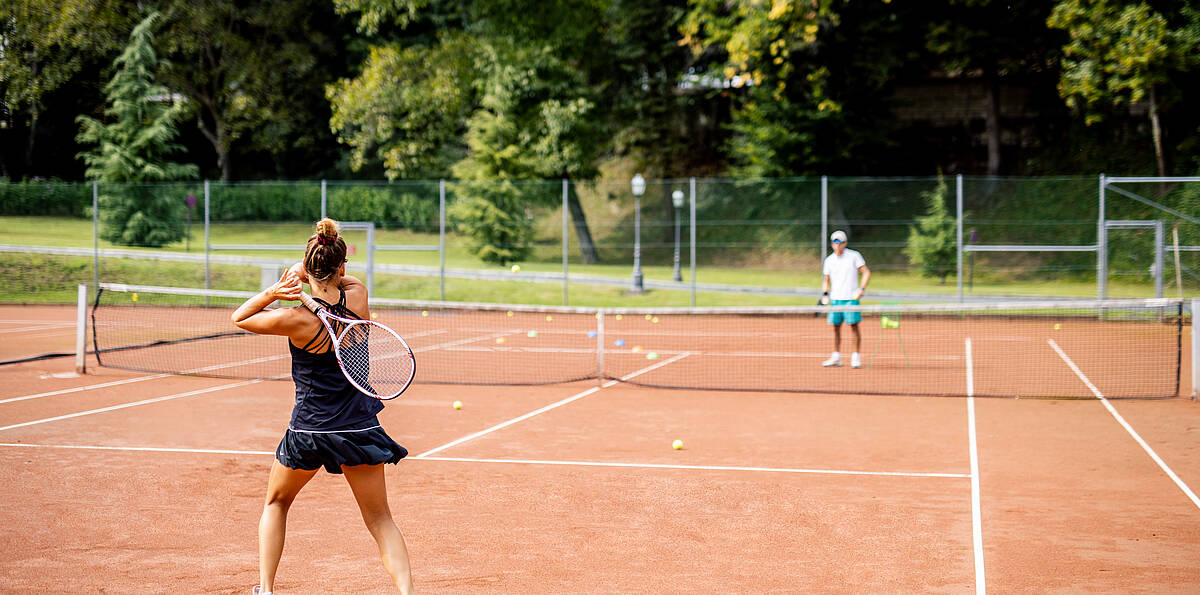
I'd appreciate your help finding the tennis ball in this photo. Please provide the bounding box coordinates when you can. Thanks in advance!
[646,352,659,360]
[546,315,553,322]
[453,400,463,410]
[1054,323,1061,330]
[615,314,622,320]
[507,311,514,317]
[651,317,659,323]
[496,337,506,344]
[131,293,138,302]
[527,330,538,338]
[511,264,521,273]
[421,310,428,317]
[371,312,378,320]
[645,314,652,320]
[672,439,683,450]
[614,339,625,346]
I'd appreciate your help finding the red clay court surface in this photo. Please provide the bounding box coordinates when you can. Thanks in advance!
[1,304,1199,593]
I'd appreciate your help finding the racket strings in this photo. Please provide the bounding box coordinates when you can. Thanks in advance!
[335,322,414,398]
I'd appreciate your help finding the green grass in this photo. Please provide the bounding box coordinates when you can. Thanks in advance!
[3,215,1181,305]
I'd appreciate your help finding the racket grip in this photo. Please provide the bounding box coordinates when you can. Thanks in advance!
[820,291,830,306]
[298,292,322,313]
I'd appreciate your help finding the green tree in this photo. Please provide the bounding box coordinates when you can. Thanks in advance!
[76,11,198,247]
[1048,1,1200,177]
[0,0,129,178]
[904,175,957,283]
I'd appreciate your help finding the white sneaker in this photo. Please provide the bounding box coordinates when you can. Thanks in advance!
[850,353,862,369]
[253,587,272,595]
[822,353,842,367]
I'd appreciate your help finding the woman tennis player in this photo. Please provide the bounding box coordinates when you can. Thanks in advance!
[232,218,414,594]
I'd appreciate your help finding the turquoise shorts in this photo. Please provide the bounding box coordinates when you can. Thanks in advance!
[827,299,862,326]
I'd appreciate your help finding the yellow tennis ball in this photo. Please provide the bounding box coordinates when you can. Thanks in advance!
[507,311,514,317]
[131,293,138,302]
[651,316,659,323]
[453,400,463,410]
[645,314,652,320]
[672,439,683,450]
[371,312,378,320]
[1054,323,1061,330]
[511,264,520,273]
[546,315,553,322]
[495,337,506,344]
[615,314,622,320]
[421,310,428,317]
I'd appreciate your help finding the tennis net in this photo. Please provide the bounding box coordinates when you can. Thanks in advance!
[88,283,1183,399]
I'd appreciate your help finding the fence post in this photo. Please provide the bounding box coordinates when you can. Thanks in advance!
[957,174,964,302]
[690,177,697,307]
[821,175,828,264]
[1155,220,1164,299]
[439,179,446,302]
[562,179,569,306]
[204,180,211,296]
[321,179,327,218]
[92,181,99,296]
[1098,174,1106,299]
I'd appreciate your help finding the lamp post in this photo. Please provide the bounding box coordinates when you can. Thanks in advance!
[630,173,646,292]
[671,189,684,282]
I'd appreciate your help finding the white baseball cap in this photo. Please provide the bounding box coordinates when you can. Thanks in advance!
[830,230,847,243]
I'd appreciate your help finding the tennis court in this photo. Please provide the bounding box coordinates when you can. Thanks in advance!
[1,296,1199,593]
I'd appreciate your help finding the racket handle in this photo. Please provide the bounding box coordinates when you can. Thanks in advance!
[298,292,323,313]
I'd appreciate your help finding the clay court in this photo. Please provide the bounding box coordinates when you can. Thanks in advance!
[2,302,1199,593]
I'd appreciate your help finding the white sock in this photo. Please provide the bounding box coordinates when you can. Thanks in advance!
[831,351,841,360]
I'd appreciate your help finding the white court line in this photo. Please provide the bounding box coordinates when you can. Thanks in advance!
[414,352,693,458]
[0,442,969,478]
[0,323,75,334]
[965,336,986,595]
[1048,338,1200,511]
[0,379,262,432]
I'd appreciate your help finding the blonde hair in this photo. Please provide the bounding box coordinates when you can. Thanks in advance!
[303,218,347,284]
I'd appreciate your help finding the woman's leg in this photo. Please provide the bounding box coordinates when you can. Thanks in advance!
[342,464,414,594]
[259,461,318,593]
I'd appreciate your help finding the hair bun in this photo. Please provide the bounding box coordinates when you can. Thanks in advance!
[315,218,340,243]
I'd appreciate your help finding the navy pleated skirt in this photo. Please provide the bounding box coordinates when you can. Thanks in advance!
[276,425,407,474]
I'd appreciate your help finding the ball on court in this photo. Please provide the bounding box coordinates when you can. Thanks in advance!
[421,310,429,317]
[646,352,659,360]
[651,317,659,323]
[672,439,683,450]
[615,314,622,320]
[527,330,538,338]
[614,339,626,346]
[1054,323,1061,330]
[587,331,597,338]
[496,337,506,344]
[371,312,378,320]
[511,264,520,273]
[546,315,553,322]
[507,311,514,317]
[131,293,138,302]
[453,400,463,410]
[645,314,652,320]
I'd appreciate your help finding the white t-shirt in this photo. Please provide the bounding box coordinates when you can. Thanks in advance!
[822,248,866,300]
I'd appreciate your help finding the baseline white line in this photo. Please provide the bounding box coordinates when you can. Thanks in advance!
[414,352,693,458]
[0,443,969,478]
[0,379,262,432]
[0,373,171,404]
[1048,338,1200,511]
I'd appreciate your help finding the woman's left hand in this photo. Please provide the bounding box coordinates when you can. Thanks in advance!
[272,271,303,301]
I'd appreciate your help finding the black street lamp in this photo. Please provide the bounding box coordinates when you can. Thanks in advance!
[671,189,684,282]
[630,173,646,292]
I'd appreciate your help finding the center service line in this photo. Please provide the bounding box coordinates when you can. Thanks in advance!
[965,338,986,595]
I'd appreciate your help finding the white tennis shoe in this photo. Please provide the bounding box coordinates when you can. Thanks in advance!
[850,353,862,369]
[822,353,842,367]
[253,587,272,595]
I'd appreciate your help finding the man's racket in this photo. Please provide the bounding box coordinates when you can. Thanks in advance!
[814,291,830,318]
[299,292,415,400]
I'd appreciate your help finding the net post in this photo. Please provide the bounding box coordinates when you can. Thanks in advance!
[1193,299,1199,401]
[75,284,88,374]
[596,310,605,386]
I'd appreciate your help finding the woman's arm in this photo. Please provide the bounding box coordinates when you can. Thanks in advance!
[232,271,304,336]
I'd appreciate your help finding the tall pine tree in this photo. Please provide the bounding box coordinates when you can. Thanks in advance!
[76,11,197,247]
[905,175,958,284]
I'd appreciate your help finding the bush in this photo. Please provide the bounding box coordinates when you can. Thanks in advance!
[905,175,957,283]
[0,181,93,217]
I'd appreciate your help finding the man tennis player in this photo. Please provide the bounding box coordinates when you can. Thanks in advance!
[821,230,871,368]
[232,218,414,595]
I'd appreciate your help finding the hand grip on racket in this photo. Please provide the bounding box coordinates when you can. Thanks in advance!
[298,291,415,400]
[813,291,830,318]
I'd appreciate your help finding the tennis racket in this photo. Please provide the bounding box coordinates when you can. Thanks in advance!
[813,291,830,318]
[299,292,415,400]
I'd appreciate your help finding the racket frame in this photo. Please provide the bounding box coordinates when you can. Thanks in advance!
[298,292,415,400]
